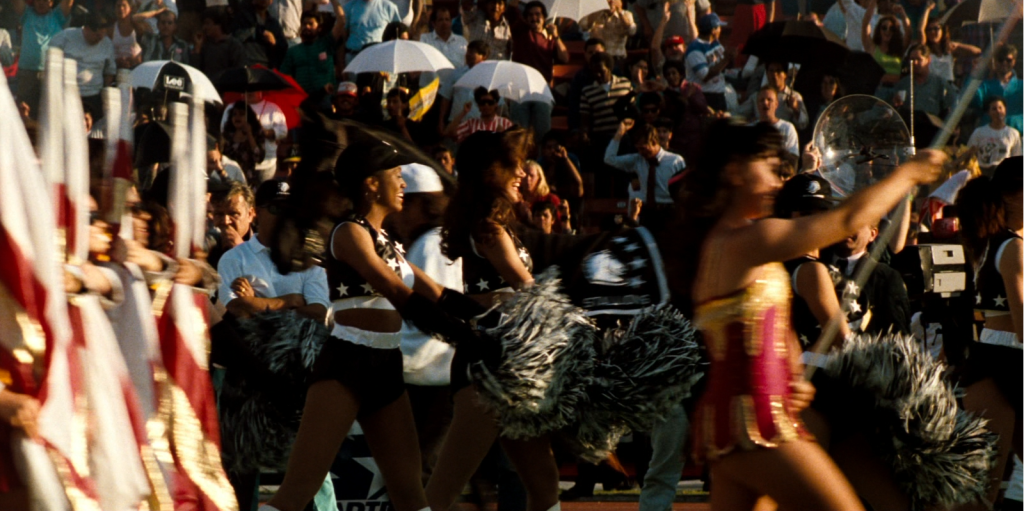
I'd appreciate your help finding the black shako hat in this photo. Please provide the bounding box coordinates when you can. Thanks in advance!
[334,137,416,190]
[775,172,839,217]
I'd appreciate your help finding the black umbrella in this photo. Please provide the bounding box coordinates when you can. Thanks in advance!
[744,20,850,70]
[214,66,292,93]
[795,51,886,101]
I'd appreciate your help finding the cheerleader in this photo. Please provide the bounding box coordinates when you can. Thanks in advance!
[674,121,941,509]
[954,156,1022,509]
[427,129,561,511]
[261,138,476,511]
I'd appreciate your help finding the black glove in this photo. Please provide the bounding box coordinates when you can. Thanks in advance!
[401,292,502,366]
[437,288,488,320]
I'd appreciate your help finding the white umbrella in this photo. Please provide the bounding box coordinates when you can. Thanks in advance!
[453,60,555,104]
[130,60,222,104]
[344,40,456,75]
[542,0,609,21]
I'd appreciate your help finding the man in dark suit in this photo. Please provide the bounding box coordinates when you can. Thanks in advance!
[827,222,912,335]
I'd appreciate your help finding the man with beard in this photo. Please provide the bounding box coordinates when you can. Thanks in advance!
[826,222,912,335]
[280,2,345,100]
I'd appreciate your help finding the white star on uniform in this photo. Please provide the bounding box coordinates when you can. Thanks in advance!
[845,281,860,296]
[848,300,862,314]
[976,293,982,305]
[361,283,375,294]
[336,283,349,296]
[628,258,648,270]
[477,279,491,291]
[624,243,640,252]
[395,242,404,254]
[387,257,400,271]
[799,334,809,346]
[518,248,530,261]
[612,237,628,244]
[353,456,387,499]
[628,277,645,288]
[993,295,1007,307]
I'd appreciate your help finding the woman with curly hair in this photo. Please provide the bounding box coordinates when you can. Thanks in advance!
[861,0,905,82]
[428,128,562,511]
[671,120,941,509]
[222,101,267,184]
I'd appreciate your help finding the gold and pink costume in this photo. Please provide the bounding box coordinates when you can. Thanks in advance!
[692,263,811,461]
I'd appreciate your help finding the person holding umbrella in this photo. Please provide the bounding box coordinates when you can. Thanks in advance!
[736,60,809,130]
[445,87,514,143]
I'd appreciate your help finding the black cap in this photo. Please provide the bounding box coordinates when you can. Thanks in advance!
[255,179,291,208]
[775,173,838,217]
[335,138,415,188]
[992,156,1022,192]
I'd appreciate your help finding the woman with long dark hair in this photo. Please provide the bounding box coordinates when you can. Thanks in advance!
[919,2,980,84]
[954,156,1022,509]
[861,0,904,82]
[222,101,267,184]
[427,128,562,511]
[260,138,476,511]
[673,120,941,509]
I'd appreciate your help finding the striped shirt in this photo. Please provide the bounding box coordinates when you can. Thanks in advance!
[580,76,633,137]
[684,37,726,94]
[456,116,515,142]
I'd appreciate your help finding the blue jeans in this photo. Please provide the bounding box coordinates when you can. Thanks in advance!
[638,404,689,511]
[509,100,553,142]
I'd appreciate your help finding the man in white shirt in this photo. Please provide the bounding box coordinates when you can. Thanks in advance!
[217,180,330,322]
[605,119,685,229]
[220,92,288,185]
[754,86,799,157]
[50,12,117,118]
[968,96,1023,173]
[421,7,468,67]
[737,60,809,130]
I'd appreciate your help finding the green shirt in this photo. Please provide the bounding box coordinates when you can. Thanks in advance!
[280,35,336,94]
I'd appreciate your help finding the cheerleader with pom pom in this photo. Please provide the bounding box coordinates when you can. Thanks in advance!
[672,120,944,510]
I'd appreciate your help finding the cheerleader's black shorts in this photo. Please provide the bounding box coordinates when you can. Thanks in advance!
[310,339,406,417]
[955,341,1022,418]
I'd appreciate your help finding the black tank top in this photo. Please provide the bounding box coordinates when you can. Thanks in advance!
[974,229,1022,313]
[325,214,410,302]
[784,256,836,350]
[461,227,533,295]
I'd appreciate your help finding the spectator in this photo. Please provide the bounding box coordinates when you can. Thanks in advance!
[422,7,468,68]
[431,146,456,175]
[50,12,117,119]
[661,60,709,164]
[140,10,190,63]
[604,119,685,229]
[446,87,514,143]
[827,221,912,335]
[509,1,568,140]
[566,37,606,129]
[892,44,956,118]
[13,0,74,117]
[380,87,434,146]
[580,52,633,146]
[975,44,1023,135]
[233,0,289,68]
[340,0,402,63]
[330,80,365,120]
[968,96,1023,174]
[578,0,635,62]
[279,7,345,98]
[217,179,329,321]
[861,1,904,81]
[531,200,557,234]
[112,0,156,69]
[538,131,585,201]
[221,101,267,183]
[650,0,695,72]
[272,0,304,45]
[737,60,808,129]
[811,74,844,129]
[634,0,708,46]
[220,91,288,184]
[730,0,774,68]
[919,3,980,84]
[626,56,661,93]
[438,40,492,132]
[835,0,909,53]
[138,0,177,33]
[209,181,257,268]
[753,87,799,157]
[191,6,246,80]
[451,0,477,36]
[684,13,732,112]
[464,0,512,60]
[207,138,248,190]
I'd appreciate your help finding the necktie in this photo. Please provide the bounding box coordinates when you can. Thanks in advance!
[834,257,850,275]
[645,157,659,207]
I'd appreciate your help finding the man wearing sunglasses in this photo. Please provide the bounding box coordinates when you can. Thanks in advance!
[216,179,330,322]
[975,44,1023,136]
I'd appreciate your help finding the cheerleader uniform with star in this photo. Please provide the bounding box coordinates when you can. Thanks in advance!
[314,214,415,415]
